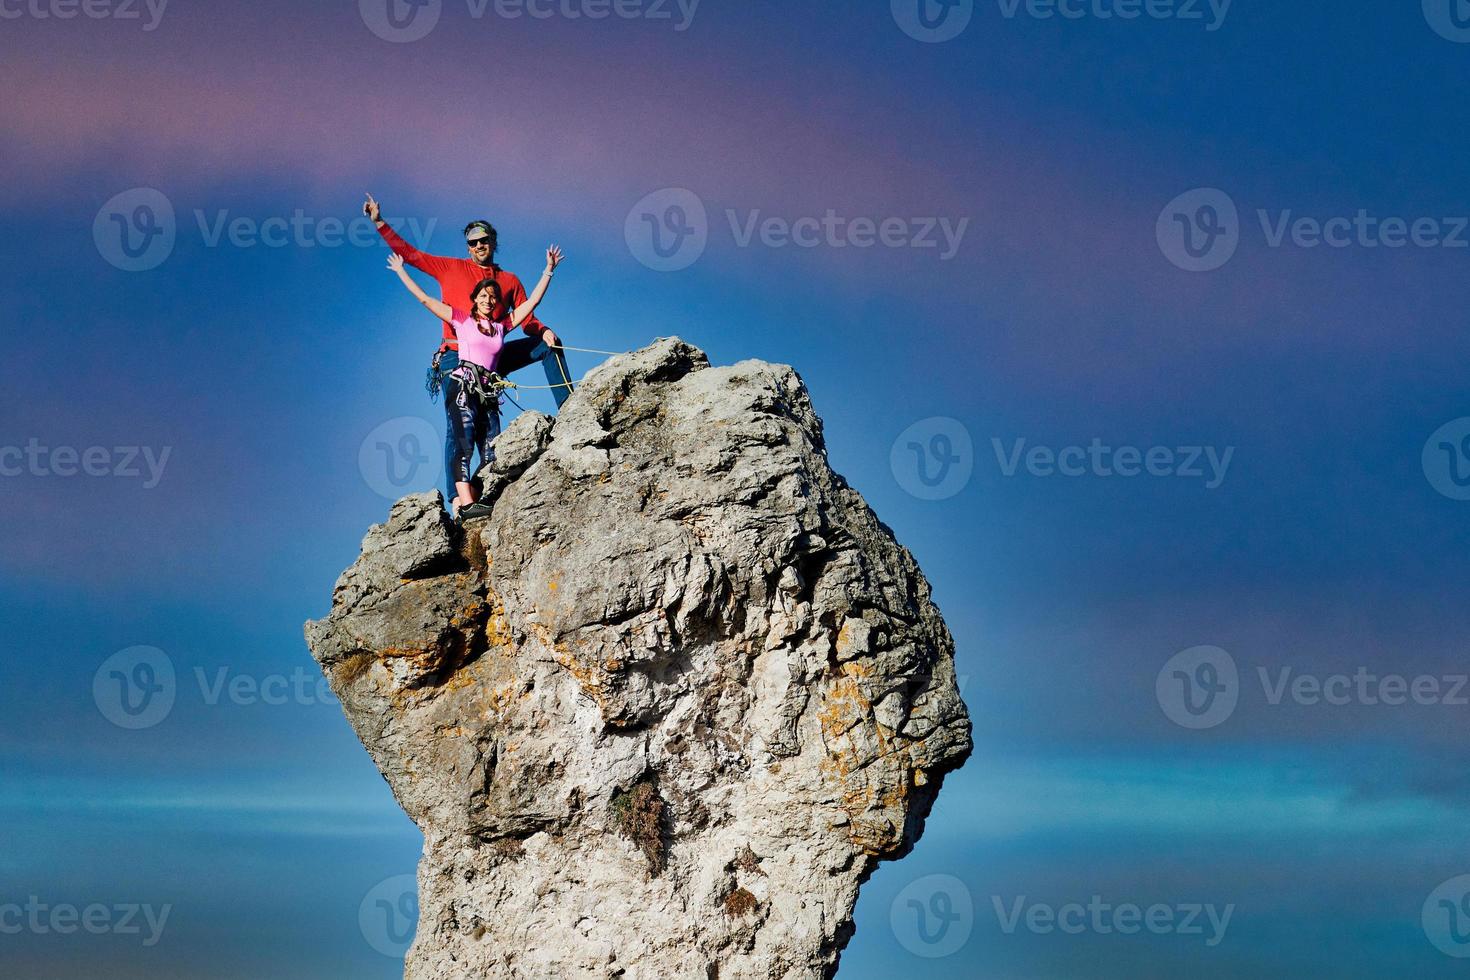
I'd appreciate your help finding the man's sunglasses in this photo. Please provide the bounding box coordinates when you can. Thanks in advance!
[466,238,492,248]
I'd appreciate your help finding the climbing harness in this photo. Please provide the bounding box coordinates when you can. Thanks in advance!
[430,342,629,403]
[450,361,513,411]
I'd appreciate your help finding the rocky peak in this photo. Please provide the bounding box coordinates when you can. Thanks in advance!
[306,338,972,979]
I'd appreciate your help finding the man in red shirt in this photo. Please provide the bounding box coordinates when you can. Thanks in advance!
[365,194,575,503]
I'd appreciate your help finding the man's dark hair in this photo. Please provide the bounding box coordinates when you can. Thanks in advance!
[463,220,499,260]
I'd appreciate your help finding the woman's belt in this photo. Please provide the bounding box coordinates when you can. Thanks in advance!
[450,361,507,410]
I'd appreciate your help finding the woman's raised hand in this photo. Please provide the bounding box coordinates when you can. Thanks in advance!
[545,245,565,273]
[387,253,405,273]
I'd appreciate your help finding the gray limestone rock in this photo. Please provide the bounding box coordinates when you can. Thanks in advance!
[305,338,972,979]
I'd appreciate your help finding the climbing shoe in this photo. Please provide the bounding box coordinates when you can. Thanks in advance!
[458,501,494,522]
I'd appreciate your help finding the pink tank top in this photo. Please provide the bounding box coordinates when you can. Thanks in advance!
[450,309,508,373]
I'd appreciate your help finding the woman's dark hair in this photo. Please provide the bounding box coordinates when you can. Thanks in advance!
[469,277,503,322]
[463,220,499,259]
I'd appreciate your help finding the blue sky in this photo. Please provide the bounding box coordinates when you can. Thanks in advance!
[3,1,1470,976]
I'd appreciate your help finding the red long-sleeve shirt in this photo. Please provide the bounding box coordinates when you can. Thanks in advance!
[378,221,548,349]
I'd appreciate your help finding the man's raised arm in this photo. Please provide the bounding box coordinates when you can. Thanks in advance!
[364,193,452,278]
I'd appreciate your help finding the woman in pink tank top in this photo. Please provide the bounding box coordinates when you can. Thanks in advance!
[387,246,564,521]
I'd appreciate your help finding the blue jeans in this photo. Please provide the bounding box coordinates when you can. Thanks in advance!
[442,358,502,493]
[436,341,573,502]
[497,336,575,407]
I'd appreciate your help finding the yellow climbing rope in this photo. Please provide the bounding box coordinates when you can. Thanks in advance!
[504,343,627,390]
[555,344,624,357]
